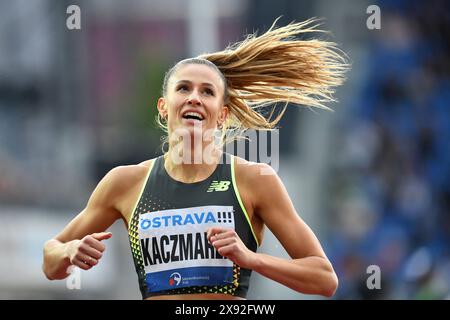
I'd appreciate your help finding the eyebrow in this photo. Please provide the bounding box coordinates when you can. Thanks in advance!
[175,80,216,89]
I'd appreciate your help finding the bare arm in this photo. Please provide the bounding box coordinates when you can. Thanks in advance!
[208,161,338,297]
[42,167,125,280]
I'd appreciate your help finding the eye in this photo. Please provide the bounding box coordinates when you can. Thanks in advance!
[203,88,214,96]
[177,85,189,92]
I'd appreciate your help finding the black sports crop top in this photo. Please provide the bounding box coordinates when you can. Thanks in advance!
[127,152,259,299]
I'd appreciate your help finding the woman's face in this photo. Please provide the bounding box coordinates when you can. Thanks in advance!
[157,63,228,138]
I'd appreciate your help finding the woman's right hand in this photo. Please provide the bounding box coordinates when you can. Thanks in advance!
[66,232,112,270]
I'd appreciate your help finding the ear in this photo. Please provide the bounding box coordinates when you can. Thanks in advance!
[218,105,229,124]
[157,97,167,119]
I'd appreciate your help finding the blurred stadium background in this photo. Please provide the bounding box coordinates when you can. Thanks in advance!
[0,0,449,299]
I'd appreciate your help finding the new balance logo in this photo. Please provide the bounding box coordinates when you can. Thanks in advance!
[207,180,231,192]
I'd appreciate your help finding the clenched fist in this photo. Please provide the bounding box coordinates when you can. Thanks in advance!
[66,232,112,270]
[206,227,257,269]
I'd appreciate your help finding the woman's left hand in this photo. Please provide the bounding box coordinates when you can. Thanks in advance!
[206,227,257,269]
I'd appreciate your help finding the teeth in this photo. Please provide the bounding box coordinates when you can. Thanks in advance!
[183,112,204,120]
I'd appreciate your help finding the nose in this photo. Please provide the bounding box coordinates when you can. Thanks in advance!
[187,90,201,106]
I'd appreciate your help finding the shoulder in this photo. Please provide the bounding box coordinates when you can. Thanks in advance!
[94,158,156,202]
[232,155,277,182]
[106,159,153,182]
[112,159,154,179]
[232,156,296,225]
[232,155,280,208]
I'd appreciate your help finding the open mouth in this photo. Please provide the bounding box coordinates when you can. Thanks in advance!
[182,111,204,121]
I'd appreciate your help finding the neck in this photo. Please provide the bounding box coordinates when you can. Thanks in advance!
[164,142,222,183]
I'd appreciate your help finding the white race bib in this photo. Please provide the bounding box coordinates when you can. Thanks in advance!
[138,205,235,292]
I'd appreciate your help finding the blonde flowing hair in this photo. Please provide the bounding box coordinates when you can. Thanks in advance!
[158,17,349,146]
